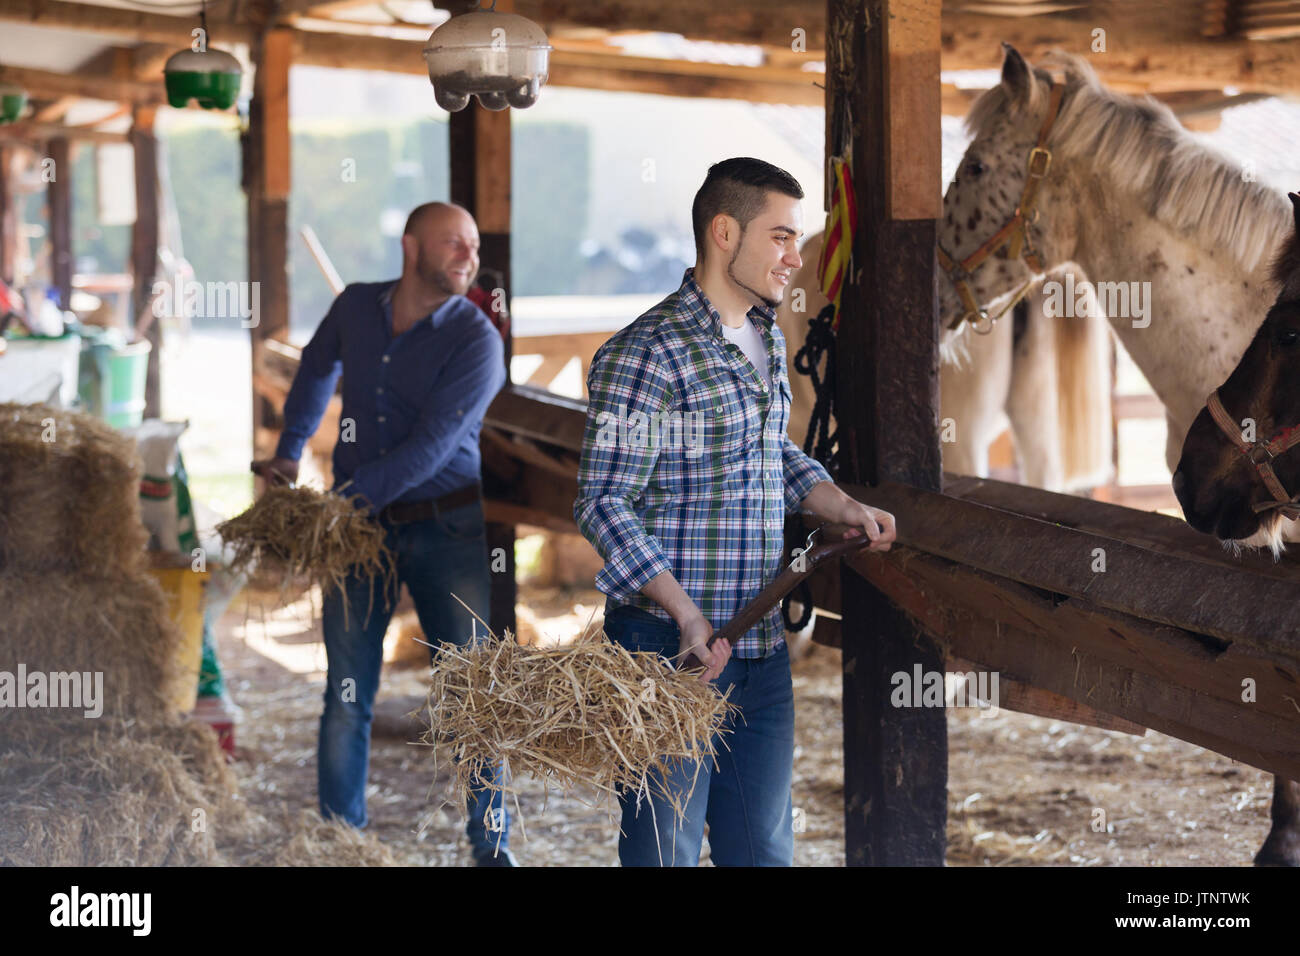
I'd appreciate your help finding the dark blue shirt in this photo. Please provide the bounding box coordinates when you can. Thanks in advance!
[275,280,505,513]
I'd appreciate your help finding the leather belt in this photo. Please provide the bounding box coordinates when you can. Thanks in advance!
[379,483,482,524]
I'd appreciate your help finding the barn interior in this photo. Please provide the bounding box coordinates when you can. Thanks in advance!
[2,0,1299,867]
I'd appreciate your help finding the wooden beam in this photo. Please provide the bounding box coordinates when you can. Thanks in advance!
[852,547,1300,780]
[514,0,826,50]
[852,480,1300,651]
[939,7,1300,94]
[5,0,1300,97]
[484,384,587,452]
[0,146,16,285]
[246,28,294,468]
[0,122,129,145]
[45,137,72,310]
[130,105,161,417]
[0,64,162,106]
[0,0,251,46]
[833,0,947,868]
[941,472,1300,581]
[448,6,517,639]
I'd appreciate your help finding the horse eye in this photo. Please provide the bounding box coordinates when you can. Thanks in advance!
[1275,325,1299,348]
[966,160,987,177]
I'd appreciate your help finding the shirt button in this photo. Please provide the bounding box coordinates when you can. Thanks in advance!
[376,387,384,395]
[382,355,391,363]
[378,416,386,423]
[380,447,387,453]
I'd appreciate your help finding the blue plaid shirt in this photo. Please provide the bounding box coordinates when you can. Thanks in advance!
[574,270,832,658]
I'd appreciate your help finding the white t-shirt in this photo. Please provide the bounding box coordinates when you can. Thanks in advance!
[721,318,772,391]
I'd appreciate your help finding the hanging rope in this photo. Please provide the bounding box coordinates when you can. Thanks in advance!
[782,157,854,637]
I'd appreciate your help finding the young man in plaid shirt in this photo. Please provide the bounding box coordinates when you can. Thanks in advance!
[575,157,897,866]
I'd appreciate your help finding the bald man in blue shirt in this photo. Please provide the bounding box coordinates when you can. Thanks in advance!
[252,202,513,865]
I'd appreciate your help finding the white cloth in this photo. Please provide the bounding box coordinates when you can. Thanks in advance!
[721,318,772,391]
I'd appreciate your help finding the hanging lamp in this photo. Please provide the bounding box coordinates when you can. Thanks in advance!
[422,0,552,112]
[0,81,27,125]
[163,1,243,111]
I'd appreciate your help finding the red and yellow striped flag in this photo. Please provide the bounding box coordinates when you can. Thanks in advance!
[816,157,857,331]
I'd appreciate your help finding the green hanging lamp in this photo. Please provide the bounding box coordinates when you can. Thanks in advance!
[163,1,243,111]
[0,79,28,125]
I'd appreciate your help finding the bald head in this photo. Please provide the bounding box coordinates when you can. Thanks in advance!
[401,201,480,297]
[403,201,473,238]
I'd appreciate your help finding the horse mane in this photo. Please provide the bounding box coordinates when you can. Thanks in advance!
[964,52,1292,275]
[1272,220,1300,296]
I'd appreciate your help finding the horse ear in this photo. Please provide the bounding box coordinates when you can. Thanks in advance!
[1000,42,1033,107]
[1290,192,1300,235]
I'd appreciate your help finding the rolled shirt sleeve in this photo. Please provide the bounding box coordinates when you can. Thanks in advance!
[574,339,675,602]
[781,434,832,513]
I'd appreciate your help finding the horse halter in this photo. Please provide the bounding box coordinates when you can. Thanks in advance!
[1205,390,1300,521]
[937,82,1065,335]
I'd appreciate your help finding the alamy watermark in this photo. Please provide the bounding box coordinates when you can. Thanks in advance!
[1042,271,1150,328]
[890,663,1000,718]
[595,404,706,459]
[0,664,103,718]
[152,278,260,328]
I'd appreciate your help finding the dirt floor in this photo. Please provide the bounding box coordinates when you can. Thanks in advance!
[217,583,1277,867]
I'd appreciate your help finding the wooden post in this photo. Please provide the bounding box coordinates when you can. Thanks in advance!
[130,105,161,418]
[829,0,947,865]
[46,137,73,310]
[0,146,17,285]
[448,0,517,640]
[246,28,293,467]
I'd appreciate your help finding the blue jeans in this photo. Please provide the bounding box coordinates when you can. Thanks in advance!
[603,605,795,867]
[318,500,509,858]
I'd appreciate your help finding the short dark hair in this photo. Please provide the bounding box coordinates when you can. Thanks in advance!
[691,157,804,262]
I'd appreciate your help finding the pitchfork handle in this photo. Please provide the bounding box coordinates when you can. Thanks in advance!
[680,525,872,671]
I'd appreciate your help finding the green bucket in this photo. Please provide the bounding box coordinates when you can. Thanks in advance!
[79,339,151,428]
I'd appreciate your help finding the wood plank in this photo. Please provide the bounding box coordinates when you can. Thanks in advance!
[946,654,1148,735]
[853,546,1300,727]
[855,549,1300,780]
[942,472,1300,579]
[834,0,947,868]
[0,64,162,105]
[856,480,1300,649]
[246,28,294,468]
[0,146,16,285]
[130,105,160,418]
[484,384,587,452]
[45,137,72,311]
[885,0,941,220]
[449,36,517,639]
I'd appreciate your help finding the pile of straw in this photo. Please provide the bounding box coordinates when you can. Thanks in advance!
[0,403,397,866]
[216,486,395,603]
[422,631,736,831]
[0,402,146,575]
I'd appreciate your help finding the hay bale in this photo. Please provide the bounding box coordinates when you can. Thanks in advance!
[0,718,249,866]
[0,571,180,730]
[0,403,147,577]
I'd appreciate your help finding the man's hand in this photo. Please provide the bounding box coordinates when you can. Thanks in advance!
[251,456,299,488]
[677,613,731,682]
[836,498,896,553]
[800,481,897,552]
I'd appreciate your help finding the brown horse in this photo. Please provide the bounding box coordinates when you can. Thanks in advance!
[1172,192,1300,866]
